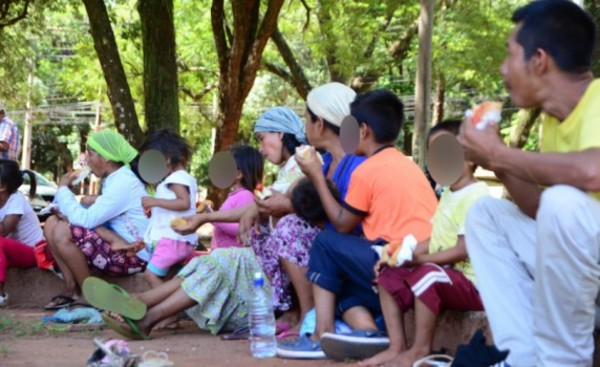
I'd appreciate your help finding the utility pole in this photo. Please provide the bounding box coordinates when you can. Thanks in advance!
[412,0,434,169]
[20,59,35,170]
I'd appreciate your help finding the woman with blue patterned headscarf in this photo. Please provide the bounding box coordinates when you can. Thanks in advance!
[253,107,306,193]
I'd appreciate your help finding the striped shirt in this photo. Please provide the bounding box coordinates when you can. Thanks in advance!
[0,117,20,161]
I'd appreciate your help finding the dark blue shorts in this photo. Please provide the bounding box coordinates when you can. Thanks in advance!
[307,230,382,316]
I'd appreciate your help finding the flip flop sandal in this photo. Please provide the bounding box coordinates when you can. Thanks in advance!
[83,277,147,320]
[44,295,75,311]
[101,311,150,341]
[275,321,292,334]
[220,325,250,341]
[277,330,300,340]
[412,354,453,367]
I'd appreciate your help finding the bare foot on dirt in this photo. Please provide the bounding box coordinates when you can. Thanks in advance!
[154,314,180,331]
[380,347,429,367]
[358,347,401,367]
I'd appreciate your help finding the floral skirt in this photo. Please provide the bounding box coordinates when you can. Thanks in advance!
[179,247,272,334]
[70,225,146,276]
[251,214,321,311]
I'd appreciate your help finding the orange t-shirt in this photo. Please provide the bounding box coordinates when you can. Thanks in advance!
[344,147,437,243]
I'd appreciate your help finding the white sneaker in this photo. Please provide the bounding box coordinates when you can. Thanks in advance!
[0,293,8,307]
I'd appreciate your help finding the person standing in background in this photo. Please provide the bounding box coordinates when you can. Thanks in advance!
[0,109,20,162]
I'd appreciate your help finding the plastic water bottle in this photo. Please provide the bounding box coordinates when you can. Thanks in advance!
[248,271,276,358]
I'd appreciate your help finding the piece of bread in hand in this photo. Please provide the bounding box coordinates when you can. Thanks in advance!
[71,168,91,186]
[170,217,188,229]
[295,145,324,164]
[196,199,214,213]
[254,184,273,200]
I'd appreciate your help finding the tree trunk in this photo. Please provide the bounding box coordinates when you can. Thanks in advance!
[431,74,445,125]
[209,0,284,205]
[138,0,180,132]
[412,0,434,169]
[82,0,143,146]
[509,108,541,149]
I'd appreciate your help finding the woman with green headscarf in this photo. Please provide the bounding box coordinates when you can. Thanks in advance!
[43,130,150,309]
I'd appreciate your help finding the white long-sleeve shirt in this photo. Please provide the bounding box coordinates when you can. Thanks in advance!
[55,166,150,261]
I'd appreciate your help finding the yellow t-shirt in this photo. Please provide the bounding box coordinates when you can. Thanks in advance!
[428,182,490,284]
[540,79,600,200]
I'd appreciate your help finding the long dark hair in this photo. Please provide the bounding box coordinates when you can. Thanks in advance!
[230,145,264,191]
[0,160,36,199]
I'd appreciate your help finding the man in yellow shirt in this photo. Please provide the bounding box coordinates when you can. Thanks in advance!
[460,1,600,366]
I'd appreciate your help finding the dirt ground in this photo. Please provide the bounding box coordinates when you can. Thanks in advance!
[0,309,349,367]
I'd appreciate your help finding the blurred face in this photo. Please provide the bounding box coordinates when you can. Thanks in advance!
[86,146,109,177]
[256,132,284,165]
[500,24,541,108]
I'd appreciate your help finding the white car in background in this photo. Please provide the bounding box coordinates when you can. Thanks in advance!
[18,170,58,221]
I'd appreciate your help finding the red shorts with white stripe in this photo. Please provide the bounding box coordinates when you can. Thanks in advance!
[377,263,483,315]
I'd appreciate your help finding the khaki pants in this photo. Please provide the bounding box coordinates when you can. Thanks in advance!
[466,185,600,367]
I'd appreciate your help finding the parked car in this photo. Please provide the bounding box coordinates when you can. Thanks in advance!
[18,170,58,222]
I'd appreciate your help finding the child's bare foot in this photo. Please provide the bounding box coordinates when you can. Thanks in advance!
[381,347,429,367]
[110,239,145,256]
[358,347,401,366]
[154,314,180,331]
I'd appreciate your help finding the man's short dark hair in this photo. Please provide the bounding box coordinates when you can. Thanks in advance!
[350,89,404,144]
[512,0,596,74]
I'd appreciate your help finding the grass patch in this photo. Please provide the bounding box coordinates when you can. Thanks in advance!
[0,314,67,337]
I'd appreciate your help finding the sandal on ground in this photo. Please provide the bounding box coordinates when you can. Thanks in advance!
[275,321,292,334]
[101,311,150,341]
[82,277,146,320]
[412,354,453,367]
[277,330,300,340]
[220,325,250,341]
[44,295,76,310]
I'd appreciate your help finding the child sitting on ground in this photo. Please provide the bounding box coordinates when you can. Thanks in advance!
[210,145,263,249]
[0,160,45,306]
[359,119,490,367]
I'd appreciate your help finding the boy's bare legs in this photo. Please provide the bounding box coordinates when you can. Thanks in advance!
[359,285,408,366]
[281,258,313,333]
[385,298,436,367]
[342,306,378,330]
[312,284,336,340]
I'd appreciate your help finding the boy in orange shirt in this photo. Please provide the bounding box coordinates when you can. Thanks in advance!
[277,89,438,359]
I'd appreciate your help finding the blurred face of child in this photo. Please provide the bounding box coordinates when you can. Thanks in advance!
[427,130,474,186]
[86,146,110,178]
[256,132,284,165]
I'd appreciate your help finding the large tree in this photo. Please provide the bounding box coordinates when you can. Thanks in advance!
[138,0,180,132]
[211,0,284,154]
[82,0,143,145]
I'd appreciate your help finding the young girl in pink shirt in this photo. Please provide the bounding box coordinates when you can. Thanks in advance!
[210,145,264,249]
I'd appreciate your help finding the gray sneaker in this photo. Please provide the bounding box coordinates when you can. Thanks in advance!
[276,333,326,359]
[321,329,390,361]
[0,293,8,307]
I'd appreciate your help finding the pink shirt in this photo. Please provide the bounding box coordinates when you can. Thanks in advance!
[210,188,255,249]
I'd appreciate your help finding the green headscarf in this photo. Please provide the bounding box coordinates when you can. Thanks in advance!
[87,130,138,165]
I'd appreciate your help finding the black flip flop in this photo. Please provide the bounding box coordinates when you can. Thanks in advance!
[220,325,250,340]
[44,295,75,311]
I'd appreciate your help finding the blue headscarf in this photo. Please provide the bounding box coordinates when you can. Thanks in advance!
[254,107,307,144]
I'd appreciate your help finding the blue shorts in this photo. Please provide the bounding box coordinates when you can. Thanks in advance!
[307,230,382,316]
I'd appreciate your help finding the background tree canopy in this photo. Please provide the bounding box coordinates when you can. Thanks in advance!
[0,0,550,197]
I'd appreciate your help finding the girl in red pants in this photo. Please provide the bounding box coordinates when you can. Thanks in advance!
[0,160,44,306]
